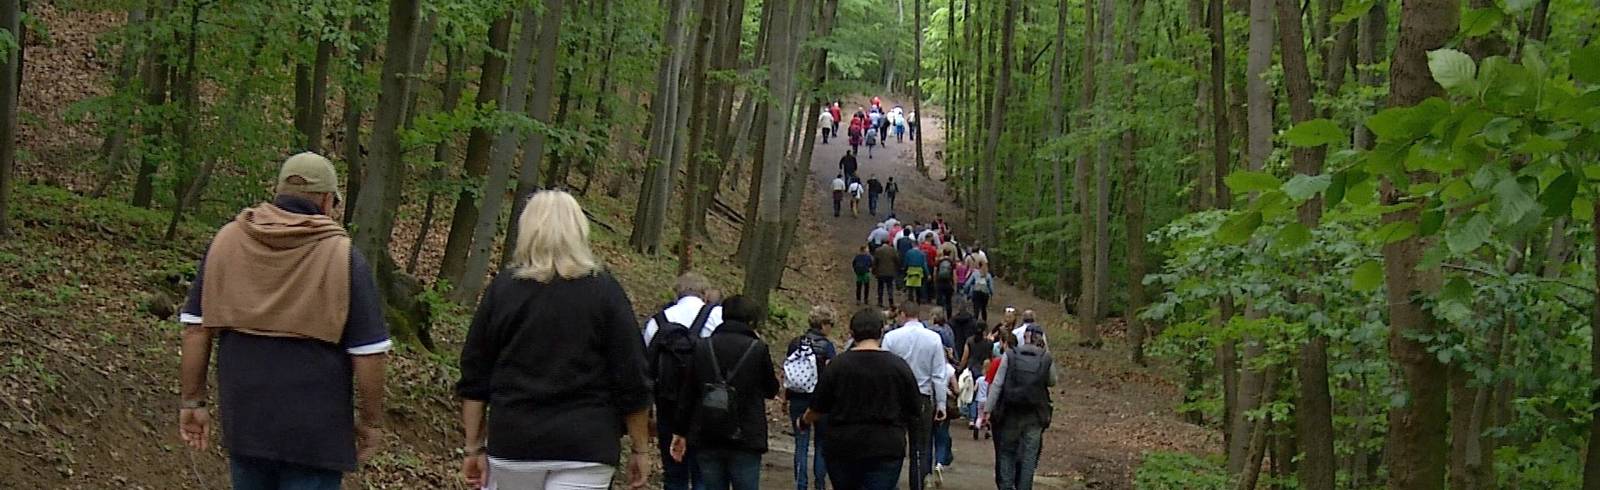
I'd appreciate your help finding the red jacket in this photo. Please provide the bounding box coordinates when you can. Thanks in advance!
[829,106,842,122]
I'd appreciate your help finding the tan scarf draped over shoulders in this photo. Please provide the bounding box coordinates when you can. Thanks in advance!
[201,203,352,344]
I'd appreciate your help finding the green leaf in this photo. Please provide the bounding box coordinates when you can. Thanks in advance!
[1459,8,1504,38]
[1326,171,1349,208]
[1283,174,1333,201]
[1427,49,1477,90]
[1225,171,1283,194]
[1419,208,1445,236]
[1574,196,1595,222]
[1331,0,1376,24]
[1216,211,1264,245]
[1481,117,1521,145]
[1352,261,1384,292]
[1574,45,1600,85]
[1284,119,1345,147]
[1439,276,1473,303]
[1505,0,1537,13]
[1273,222,1312,250]
[1540,172,1578,218]
[1446,213,1492,254]
[1363,221,1418,244]
[1493,175,1541,225]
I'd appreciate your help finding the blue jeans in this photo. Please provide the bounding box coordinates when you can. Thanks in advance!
[933,420,953,466]
[825,457,901,490]
[789,397,828,490]
[994,416,1045,490]
[659,403,704,490]
[868,194,879,215]
[229,454,343,490]
[697,448,762,490]
[908,396,934,490]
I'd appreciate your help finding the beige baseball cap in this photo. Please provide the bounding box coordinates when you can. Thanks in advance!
[275,152,343,202]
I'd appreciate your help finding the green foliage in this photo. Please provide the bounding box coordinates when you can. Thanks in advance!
[1134,452,1230,490]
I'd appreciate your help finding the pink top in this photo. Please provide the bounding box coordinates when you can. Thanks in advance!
[955,263,971,285]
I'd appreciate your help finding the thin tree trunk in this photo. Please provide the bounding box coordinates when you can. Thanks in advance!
[451,5,539,303]
[1207,0,1243,472]
[676,0,724,274]
[340,15,372,228]
[131,36,169,209]
[439,15,512,293]
[349,0,421,284]
[1073,0,1099,345]
[772,0,827,290]
[1231,0,1275,476]
[1050,0,1069,297]
[92,9,145,199]
[912,0,926,175]
[1091,0,1115,331]
[977,0,1015,252]
[407,45,466,274]
[500,0,568,268]
[1122,0,1148,366]
[742,0,799,311]
[629,0,693,253]
[0,0,20,239]
[1381,2,1458,488]
[1584,198,1600,490]
[1237,364,1280,490]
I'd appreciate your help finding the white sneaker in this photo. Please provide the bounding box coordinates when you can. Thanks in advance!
[933,465,945,487]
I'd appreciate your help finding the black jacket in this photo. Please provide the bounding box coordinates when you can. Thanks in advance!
[840,155,859,175]
[867,178,883,195]
[456,272,652,465]
[676,321,780,453]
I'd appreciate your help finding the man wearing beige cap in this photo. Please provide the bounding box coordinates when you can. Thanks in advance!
[177,152,390,489]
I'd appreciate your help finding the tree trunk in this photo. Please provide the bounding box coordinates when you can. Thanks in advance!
[407,45,466,274]
[771,0,826,290]
[1091,0,1114,334]
[1207,0,1243,472]
[676,0,725,274]
[349,0,421,286]
[131,35,169,209]
[0,0,19,240]
[500,0,568,268]
[439,15,512,294]
[978,0,1015,251]
[340,15,372,228]
[629,0,692,254]
[1231,0,1275,476]
[912,0,926,175]
[451,5,541,302]
[92,9,145,199]
[1584,198,1600,490]
[296,35,334,153]
[1237,364,1280,490]
[1122,0,1148,366]
[742,0,799,312]
[1073,0,1099,345]
[1381,2,1457,488]
[1276,0,1335,488]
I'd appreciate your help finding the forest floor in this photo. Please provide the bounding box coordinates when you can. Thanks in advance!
[750,98,1219,489]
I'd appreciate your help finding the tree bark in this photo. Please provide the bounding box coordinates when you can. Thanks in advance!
[1584,199,1600,490]
[1277,0,1335,487]
[0,0,20,240]
[1073,0,1099,346]
[439,15,512,294]
[131,27,169,209]
[500,0,568,268]
[91,9,145,199]
[742,0,799,312]
[451,5,541,302]
[629,0,693,254]
[912,0,926,175]
[407,45,466,274]
[1091,0,1114,327]
[771,0,826,291]
[676,0,725,275]
[1381,2,1457,488]
[1050,0,1070,299]
[1237,364,1280,490]
[349,0,421,284]
[340,15,372,228]
[1231,0,1275,477]
[1206,0,1242,472]
[1122,0,1148,365]
[978,0,1016,252]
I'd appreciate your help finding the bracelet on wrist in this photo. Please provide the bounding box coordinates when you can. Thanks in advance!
[181,399,208,409]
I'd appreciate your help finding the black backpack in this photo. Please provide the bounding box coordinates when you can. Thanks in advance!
[999,347,1053,423]
[698,337,761,439]
[647,305,715,403]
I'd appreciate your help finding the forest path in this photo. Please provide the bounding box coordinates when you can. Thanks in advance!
[753,97,1218,490]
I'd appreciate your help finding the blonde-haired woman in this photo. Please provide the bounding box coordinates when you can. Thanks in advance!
[457,190,653,489]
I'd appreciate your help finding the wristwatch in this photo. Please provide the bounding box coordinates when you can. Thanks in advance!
[181,399,207,409]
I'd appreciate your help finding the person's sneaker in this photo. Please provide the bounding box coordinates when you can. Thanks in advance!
[933,465,945,487]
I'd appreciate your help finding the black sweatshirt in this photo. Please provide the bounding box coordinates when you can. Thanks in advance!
[811,349,923,461]
[456,272,652,465]
[675,320,780,453]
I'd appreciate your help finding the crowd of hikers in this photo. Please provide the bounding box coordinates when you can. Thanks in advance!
[177,129,1054,490]
[827,97,916,160]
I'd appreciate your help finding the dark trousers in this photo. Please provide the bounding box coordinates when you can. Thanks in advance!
[659,403,704,490]
[886,195,896,212]
[790,397,828,490]
[876,275,897,307]
[230,454,342,490]
[832,193,843,217]
[868,194,879,215]
[825,457,902,490]
[698,448,762,490]
[937,284,955,316]
[856,276,870,303]
[994,414,1046,490]
[907,396,935,490]
[972,291,991,322]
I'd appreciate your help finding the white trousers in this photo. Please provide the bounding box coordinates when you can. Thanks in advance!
[487,459,615,490]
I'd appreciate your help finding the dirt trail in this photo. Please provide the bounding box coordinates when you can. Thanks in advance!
[756,98,1217,490]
